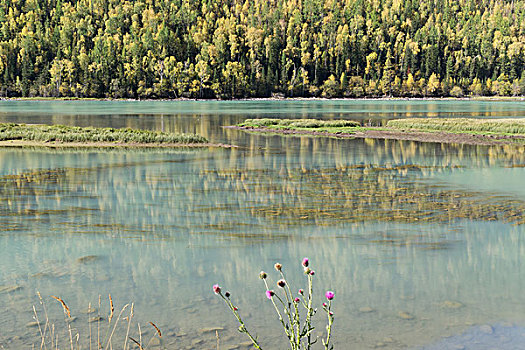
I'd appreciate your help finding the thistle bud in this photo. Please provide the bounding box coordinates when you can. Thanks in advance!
[277,279,286,288]
[213,284,221,294]
[302,258,309,267]
[259,271,267,279]
[274,263,282,271]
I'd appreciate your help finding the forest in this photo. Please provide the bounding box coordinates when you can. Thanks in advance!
[1,0,524,99]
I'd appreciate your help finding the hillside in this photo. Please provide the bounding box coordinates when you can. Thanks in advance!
[1,0,524,98]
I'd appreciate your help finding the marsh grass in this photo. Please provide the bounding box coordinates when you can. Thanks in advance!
[32,293,163,350]
[238,117,525,139]
[239,119,361,129]
[0,123,208,144]
[387,118,525,135]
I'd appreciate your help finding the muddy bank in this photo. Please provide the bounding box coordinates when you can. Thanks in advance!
[225,125,525,147]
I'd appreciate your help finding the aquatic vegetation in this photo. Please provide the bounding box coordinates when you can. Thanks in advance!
[0,123,208,144]
[203,165,525,228]
[387,118,525,135]
[239,119,361,129]
[214,258,335,349]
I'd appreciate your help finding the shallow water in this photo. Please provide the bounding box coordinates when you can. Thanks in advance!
[0,100,525,349]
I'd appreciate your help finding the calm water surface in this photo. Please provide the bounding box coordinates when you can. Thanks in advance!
[0,100,525,349]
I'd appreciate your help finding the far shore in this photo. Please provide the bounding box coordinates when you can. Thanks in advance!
[0,96,524,102]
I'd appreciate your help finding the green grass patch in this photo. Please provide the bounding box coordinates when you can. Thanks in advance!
[387,118,525,135]
[239,118,361,129]
[0,123,208,144]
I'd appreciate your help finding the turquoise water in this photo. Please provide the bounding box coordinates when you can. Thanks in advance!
[0,100,525,349]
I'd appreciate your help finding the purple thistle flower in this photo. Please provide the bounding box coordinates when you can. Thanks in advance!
[266,290,275,299]
[213,284,221,294]
[325,291,335,300]
[294,297,300,303]
[302,257,309,267]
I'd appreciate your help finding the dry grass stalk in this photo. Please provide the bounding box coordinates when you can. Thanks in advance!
[51,296,71,318]
[123,304,135,350]
[149,322,161,337]
[108,294,114,323]
[128,337,144,350]
[88,302,92,350]
[97,295,102,350]
[32,305,46,350]
[104,304,129,350]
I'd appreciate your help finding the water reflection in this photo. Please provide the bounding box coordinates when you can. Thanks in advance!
[0,100,525,148]
[1,101,525,349]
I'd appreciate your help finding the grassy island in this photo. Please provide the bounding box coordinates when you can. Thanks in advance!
[231,118,525,146]
[0,123,214,147]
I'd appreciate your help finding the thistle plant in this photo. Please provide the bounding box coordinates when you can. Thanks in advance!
[213,258,335,349]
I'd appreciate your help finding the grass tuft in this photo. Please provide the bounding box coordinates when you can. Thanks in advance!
[0,123,208,144]
[238,118,361,129]
[387,118,525,135]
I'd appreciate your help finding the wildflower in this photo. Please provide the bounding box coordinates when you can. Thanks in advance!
[329,311,334,316]
[298,289,304,295]
[274,263,282,271]
[266,290,275,299]
[323,302,327,308]
[259,271,267,279]
[233,307,238,311]
[225,291,231,298]
[309,270,315,276]
[304,267,311,274]
[294,298,300,303]
[302,258,309,267]
[277,279,286,288]
[325,291,335,300]
[213,284,221,294]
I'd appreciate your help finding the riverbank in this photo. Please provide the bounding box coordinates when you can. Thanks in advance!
[0,123,232,148]
[228,118,525,146]
[1,96,524,102]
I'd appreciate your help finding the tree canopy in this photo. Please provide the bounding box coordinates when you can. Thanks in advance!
[1,0,524,98]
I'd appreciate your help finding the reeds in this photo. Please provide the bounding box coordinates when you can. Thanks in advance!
[32,293,163,350]
[387,118,525,135]
[0,123,208,144]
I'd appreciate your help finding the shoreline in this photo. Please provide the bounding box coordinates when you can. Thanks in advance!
[1,96,524,103]
[226,125,525,147]
[0,140,236,148]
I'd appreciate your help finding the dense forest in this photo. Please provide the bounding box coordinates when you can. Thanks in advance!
[1,0,524,99]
